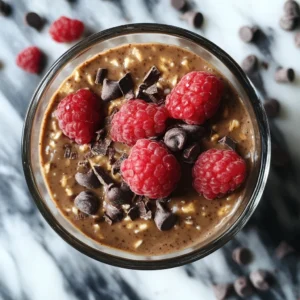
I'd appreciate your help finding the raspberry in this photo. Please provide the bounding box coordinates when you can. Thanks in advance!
[16,46,42,74]
[49,16,84,43]
[166,71,224,125]
[192,149,246,200]
[56,89,102,144]
[110,99,169,146]
[121,139,181,199]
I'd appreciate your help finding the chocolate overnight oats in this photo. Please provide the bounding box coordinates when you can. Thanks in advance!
[39,43,254,256]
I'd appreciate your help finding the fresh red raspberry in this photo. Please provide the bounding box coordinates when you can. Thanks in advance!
[16,46,42,74]
[110,99,169,146]
[166,71,224,125]
[56,89,102,144]
[121,139,181,199]
[49,16,84,43]
[192,149,246,200]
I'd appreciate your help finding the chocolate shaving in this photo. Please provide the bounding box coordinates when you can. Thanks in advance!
[95,68,107,84]
[74,191,100,215]
[75,169,101,189]
[74,211,89,221]
[154,201,177,231]
[107,145,116,165]
[164,128,187,152]
[95,128,106,142]
[104,203,124,224]
[218,136,237,151]
[142,66,161,87]
[63,144,71,158]
[127,205,140,220]
[136,83,164,103]
[92,165,115,186]
[112,153,128,175]
[70,152,78,160]
[183,143,201,163]
[137,201,152,220]
[118,73,134,95]
[125,90,135,100]
[91,138,112,156]
[101,78,122,102]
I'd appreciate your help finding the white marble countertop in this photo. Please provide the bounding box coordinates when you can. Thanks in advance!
[0,0,300,299]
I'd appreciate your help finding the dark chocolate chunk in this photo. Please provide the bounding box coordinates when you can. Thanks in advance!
[0,0,12,16]
[279,14,299,31]
[137,201,152,220]
[95,68,107,84]
[181,11,204,28]
[183,143,201,163]
[142,66,161,87]
[118,73,134,95]
[125,89,135,100]
[218,136,237,151]
[75,169,101,189]
[275,67,295,82]
[295,32,300,48]
[63,144,71,158]
[264,99,280,118]
[249,270,271,291]
[154,201,177,231]
[234,276,253,297]
[178,124,205,141]
[104,203,124,224]
[101,78,122,102]
[92,165,115,186]
[238,26,258,43]
[232,247,253,265]
[74,191,100,215]
[112,153,128,175]
[128,205,140,220]
[275,241,295,259]
[241,55,259,73]
[91,138,112,156]
[212,284,233,300]
[284,0,300,17]
[144,84,158,95]
[170,0,186,10]
[25,12,44,30]
[70,151,78,160]
[106,183,131,206]
[137,83,164,104]
[164,128,187,152]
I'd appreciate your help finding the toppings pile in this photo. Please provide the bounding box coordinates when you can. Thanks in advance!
[55,66,247,231]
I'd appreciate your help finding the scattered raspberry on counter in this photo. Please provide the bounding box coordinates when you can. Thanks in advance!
[16,46,43,74]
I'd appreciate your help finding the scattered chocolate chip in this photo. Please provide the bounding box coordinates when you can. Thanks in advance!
[92,165,115,186]
[25,12,44,30]
[70,151,78,160]
[118,73,134,95]
[234,277,253,298]
[218,136,237,151]
[74,191,100,215]
[241,55,259,73]
[232,247,252,265]
[95,68,107,84]
[181,11,204,28]
[279,14,298,31]
[128,205,140,220]
[295,32,300,47]
[178,124,205,141]
[274,67,295,83]
[154,201,177,231]
[142,66,161,87]
[249,270,271,291]
[284,0,300,17]
[75,169,101,189]
[101,78,122,102]
[104,203,124,224]
[183,143,201,163]
[112,153,128,175]
[238,26,258,43]
[264,99,280,118]
[212,284,233,300]
[63,144,71,158]
[91,138,112,156]
[0,0,12,16]
[164,128,187,152]
[275,241,295,259]
[170,0,186,10]
[106,183,131,206]
[137,201,152,220]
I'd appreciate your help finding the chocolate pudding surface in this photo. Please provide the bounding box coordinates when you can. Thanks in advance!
[39,43,255,256]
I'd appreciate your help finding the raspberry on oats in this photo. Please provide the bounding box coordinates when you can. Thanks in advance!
[16,46,42,74]
[56,89,102,145]
[110,99,169,146]
[121,139,181,199]
[166,71,224,125]
[49,16,84,43]
[192,149,246,200]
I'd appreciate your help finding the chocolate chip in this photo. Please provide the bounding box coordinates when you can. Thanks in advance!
[178,124,205,141]
[295,32,300,48]
[25,12,44,30]
[284,0,300,17]
[241,55,259,73]
[142,66,161,87]
[91,138,112,156]
[63,144,72,158]
[218,136,237,151]
[92,165,115,186]
[118,73,134,96]
[137,201,152,220]
[95,68,107,84]
[212,284,233,300]
[104,203,124,224]
[75,169,101,189]
[154,201,177,231]
[74,191,100,215]
[112,153,128,175]
[232,247,252,265]
[249,270,271,291]
[275,67,295,82]
[279,14,299,31]
[181,11,204,28]
[164,128,187,152]
[264,99,280,118]
[101,79,122,102]
[128,205,140,220]
[183,143,201,163]
[238,26,258,43]
[170,0,186,10]
[275,241,295,259]
[106,183,131,206]
[0,1,12,16]
[234,277,253,298]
